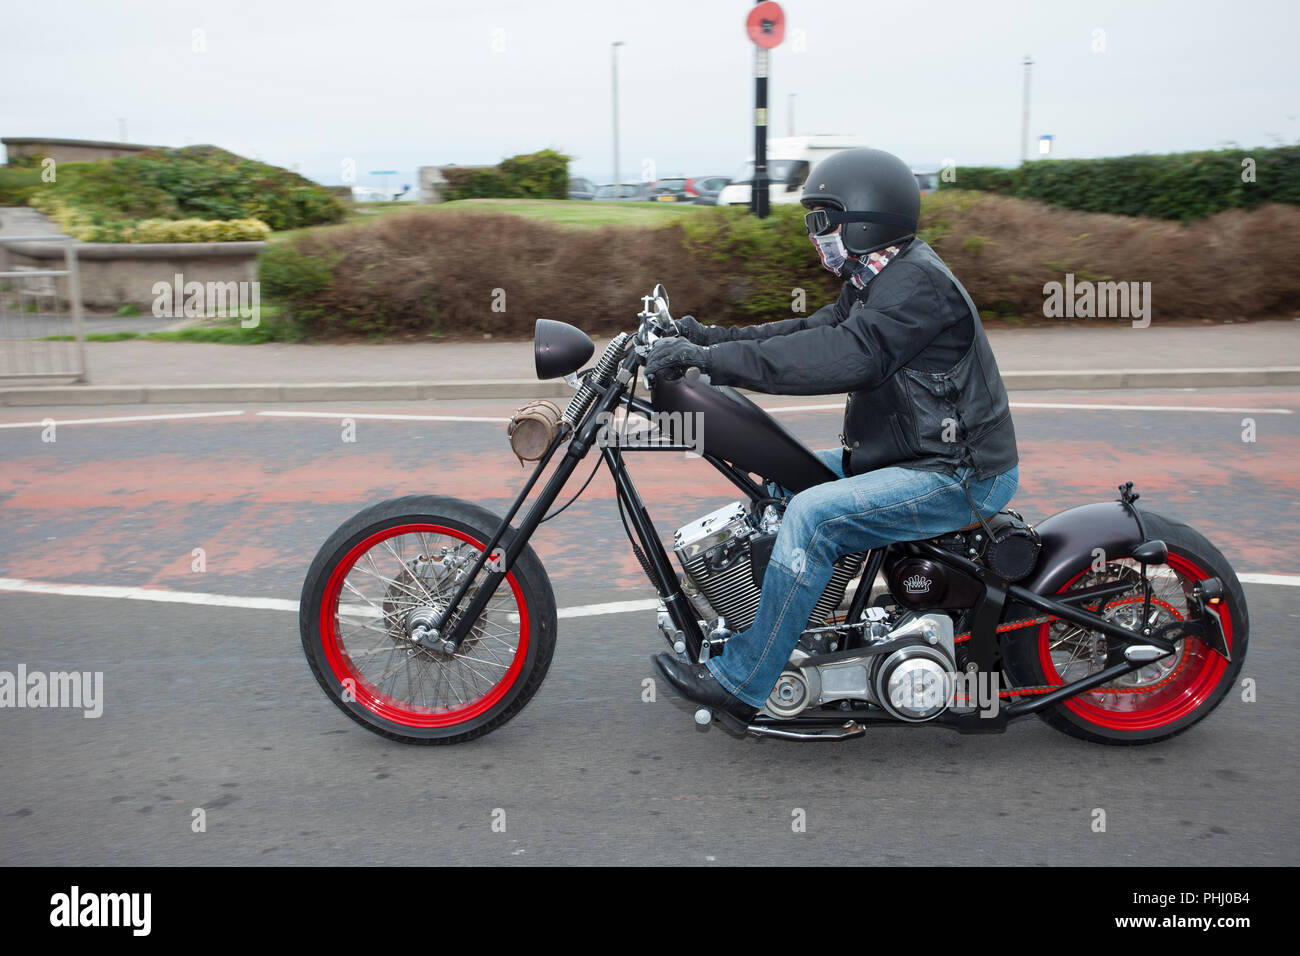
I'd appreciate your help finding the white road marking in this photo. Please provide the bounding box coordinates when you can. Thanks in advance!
[0,410,246,429]
[761,402,1293,415]
[1011,402,1293,414]
[2,574,1297,618]
[0,577,297,611]
[257,410,510,423]
[3,401,1290,430]
[1239,573,1300,587]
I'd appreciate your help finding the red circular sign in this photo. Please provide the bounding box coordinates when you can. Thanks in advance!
[746,1,785,49]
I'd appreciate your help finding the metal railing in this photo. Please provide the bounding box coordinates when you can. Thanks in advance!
[0,234,88,382]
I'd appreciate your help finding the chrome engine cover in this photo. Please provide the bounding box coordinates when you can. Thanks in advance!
[672,501,864,633]
[761,613,958,721]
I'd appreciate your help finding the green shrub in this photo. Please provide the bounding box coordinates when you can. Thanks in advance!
[257,241,340,336]
[679,204,839,320]
[939,146,1300,220]
[443,149,571,201]
[25,145,345,239]
[31,196,271,242]
[0,166,43,206]
[938,166,1019,195]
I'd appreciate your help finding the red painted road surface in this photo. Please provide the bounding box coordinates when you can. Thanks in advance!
[1,391,1296,600]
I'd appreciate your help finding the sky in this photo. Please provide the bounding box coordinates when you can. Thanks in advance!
[3,0,1296,190]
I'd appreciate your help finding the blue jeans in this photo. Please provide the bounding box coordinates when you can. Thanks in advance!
[705,450,1019,708]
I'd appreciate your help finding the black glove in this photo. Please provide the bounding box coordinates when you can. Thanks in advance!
[645,337,708,380]
[675,314,729,346]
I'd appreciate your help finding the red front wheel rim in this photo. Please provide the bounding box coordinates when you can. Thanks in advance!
[1037,553,1231,732]
[318,522,530,728]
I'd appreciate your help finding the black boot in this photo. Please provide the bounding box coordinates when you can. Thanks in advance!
[652,653,758,723]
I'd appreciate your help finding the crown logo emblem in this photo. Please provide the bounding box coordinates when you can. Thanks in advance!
[903,574,931,594]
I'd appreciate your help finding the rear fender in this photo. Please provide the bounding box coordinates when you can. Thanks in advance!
[1021,501,1144,596]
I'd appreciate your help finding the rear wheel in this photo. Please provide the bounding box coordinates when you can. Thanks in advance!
[1002,511,1247,745]
[300,495,557,744]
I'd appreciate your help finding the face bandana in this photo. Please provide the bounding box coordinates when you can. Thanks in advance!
[809,231,902,290]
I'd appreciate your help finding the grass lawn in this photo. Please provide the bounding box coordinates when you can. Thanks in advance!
[270,198,703,242]
[40,306,290,344]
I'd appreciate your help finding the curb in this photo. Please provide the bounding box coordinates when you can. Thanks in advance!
[1,368,1298,406]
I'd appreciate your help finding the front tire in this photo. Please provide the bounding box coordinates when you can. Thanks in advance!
[300,495,557,744]
[1002,511,1248,745]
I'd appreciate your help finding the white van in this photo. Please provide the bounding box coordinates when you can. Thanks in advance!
[715,135,870,208]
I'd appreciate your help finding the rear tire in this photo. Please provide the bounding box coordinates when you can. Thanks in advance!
[299,495,557,744]
[1002,511,1247,745]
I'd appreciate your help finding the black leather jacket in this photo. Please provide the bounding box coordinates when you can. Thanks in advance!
[701,238,1018,481]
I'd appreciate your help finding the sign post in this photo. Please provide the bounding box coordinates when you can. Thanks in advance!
[746,2,785,219]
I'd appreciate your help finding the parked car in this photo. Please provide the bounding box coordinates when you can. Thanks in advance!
[568,176,597,200]
[686,175,731,205]
[592,182,650,202]
[647,178,691,202]
[716,135,869,207]
[912,169,940,194]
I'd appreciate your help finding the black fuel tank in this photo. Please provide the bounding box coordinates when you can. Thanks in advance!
[651,373,836,494]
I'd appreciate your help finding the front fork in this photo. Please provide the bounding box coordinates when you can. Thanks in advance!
[431,353,707,658]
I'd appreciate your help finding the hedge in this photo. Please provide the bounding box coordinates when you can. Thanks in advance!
[257,192,1300,340]
[939,146,1300,220]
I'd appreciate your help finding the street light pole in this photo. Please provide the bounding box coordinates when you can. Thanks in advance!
[612,41,625,189]
[1020,54,1033,165]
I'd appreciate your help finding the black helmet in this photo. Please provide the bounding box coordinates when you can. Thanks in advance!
[800,148,921,255]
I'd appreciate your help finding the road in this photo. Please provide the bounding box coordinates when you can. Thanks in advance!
[1,387,1297,864]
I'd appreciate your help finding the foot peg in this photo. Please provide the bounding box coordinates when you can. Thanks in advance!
[746,720,867,741]
[700,617,732,661]
[694,706,867,741]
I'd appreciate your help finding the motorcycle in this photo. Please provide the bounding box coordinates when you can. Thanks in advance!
[299,285,1247,745]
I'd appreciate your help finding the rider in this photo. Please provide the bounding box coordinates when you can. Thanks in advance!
[646,147,1020,723]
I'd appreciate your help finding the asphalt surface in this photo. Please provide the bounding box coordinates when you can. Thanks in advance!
[1,387,1297,864]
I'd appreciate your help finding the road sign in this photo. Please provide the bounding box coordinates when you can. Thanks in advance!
[746,1,785,49]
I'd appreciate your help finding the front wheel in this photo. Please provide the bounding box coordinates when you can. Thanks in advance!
[1002,511,1248,745]
[300,495,557,744]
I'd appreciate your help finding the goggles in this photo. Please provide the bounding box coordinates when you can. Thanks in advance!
[803,207,918,237]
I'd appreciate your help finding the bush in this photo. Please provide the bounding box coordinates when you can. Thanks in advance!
[25,145,345,240]
[443,149,571,201]
[258,194,1300,340]
[920,190,1300,319]
[0,166,43,206]
[939,146,1300,220]
[32,197,270,242]
[938,166,1018,195]
[678,204,840,320]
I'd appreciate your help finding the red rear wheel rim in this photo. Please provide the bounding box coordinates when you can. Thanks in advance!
[319,522,530,728]
[1036,553,1231,732]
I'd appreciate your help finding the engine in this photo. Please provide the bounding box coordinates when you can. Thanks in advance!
[668,500,965,725]
[766,612,959,722]
[671,501,865,634]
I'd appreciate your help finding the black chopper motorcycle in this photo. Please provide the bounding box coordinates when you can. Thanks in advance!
[299,285,1247,746]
